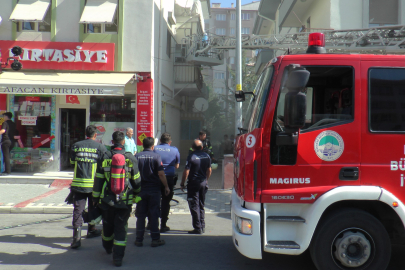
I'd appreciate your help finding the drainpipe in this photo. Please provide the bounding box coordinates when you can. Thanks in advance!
[156,0,163,142]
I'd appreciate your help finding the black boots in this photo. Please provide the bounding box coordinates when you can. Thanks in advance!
[87,224,102,238]
[70,227,81,249]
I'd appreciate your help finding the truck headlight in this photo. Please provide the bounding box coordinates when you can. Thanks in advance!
[235,215,253,235]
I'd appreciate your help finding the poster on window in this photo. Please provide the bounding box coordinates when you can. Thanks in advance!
[90,122,135,146]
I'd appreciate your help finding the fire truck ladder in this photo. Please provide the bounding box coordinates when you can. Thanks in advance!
[190,25,405,57]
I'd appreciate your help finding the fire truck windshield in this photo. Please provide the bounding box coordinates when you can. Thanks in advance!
[243,65,274,131]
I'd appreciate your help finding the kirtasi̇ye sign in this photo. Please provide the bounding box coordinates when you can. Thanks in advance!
[0,40,114,71]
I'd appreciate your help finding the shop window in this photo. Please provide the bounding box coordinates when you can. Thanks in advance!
[90,95,135,122]
[13,96,52,148]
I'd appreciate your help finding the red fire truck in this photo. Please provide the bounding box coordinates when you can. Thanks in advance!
[231,27,405,270]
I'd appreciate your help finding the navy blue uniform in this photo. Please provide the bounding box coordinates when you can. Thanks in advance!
[135,149,164,241]
[154,143,180,227]
[185,150,211,232]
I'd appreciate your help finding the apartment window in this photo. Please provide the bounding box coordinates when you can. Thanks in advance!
[369,68,405,132]
[230,57,235,64]
[230,28,235,35]
[231,13,235,20]
[242,13,250,20]
[215,28,226,35]
[166,30,172,58]
[216,14,226,21]
[369,0,398,26]
[215,72,225,80]
[12,0,52,32]
[242,27,250,34]
[81,0,118,34]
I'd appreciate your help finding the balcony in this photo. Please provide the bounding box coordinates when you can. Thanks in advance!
[174,65,206,98]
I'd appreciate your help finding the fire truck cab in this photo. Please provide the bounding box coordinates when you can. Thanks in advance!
[232,32,405,270]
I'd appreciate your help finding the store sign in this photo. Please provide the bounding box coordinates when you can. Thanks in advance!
[0,86,123,96]
[136,78,154,145]
[0,41,114,71]
[19,116,38,125]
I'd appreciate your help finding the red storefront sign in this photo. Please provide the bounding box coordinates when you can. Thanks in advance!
[0,40,114,71]
[136,78,154,145]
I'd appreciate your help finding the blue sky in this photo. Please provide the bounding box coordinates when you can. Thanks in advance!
[212,0,257,8]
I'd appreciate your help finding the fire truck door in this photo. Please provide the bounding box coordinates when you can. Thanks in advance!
[360,61,405,203]
[263,62,362,201]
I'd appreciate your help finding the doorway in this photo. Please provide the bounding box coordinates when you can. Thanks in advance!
[60,109,86,171]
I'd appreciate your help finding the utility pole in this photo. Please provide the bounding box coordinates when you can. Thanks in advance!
[235,0,242,135]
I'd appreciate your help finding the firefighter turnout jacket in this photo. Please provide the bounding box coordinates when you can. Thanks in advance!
[93,144,141,208]
[70,139,107,193]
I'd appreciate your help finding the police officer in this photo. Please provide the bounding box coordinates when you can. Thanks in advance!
[154,132,180,232]
[189,130,215,162]
[69,125,107,249]
[93,131,141,267]
[181,139,212,234]
[135,137,170,247]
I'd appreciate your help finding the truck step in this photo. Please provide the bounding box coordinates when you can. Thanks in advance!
[267,216,305,223]
[266,241,300,249]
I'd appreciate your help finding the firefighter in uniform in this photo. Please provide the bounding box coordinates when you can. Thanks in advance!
[93,131,141,267]
[153,132,180,232]
[69,125,107,249]
[189,130,215,162]
[181,139,212,234]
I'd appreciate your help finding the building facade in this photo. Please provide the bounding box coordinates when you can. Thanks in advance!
[0,0,208,172]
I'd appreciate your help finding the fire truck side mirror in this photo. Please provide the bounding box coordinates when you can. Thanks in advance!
[283,69,309,130]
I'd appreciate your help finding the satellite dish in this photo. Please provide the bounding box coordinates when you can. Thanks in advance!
[193,98,209,112]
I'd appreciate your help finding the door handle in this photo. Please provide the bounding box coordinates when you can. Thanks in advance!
[339,167,359,181]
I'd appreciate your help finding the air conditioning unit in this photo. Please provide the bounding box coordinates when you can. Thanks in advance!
[168,11,176,25]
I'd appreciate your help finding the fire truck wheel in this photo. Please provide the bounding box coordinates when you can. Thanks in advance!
[310,208,391,270]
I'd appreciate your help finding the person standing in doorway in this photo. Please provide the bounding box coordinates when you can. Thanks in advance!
[153,132,180,232]
[181,139,212,234]
[0,112,16,176]
[69,125,107,249]
[124,128,137,155]
[135,137,170,247]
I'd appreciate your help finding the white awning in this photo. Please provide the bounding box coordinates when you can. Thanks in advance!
[0,72,135,96]
[9,0,50,22]
[79,0,118,24]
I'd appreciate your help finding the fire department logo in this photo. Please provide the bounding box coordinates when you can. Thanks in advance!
[314,131,344,162]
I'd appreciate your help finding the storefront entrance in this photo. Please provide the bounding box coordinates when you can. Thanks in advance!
[60,109,86,171]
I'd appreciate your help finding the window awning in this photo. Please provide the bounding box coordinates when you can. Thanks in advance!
[79,0,118,24]
[0,72,135,96]
[9,0,50,22]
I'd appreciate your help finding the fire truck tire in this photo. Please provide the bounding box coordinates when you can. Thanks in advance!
[310,208,391,270]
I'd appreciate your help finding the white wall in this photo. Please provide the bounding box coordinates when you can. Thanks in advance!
[54,0,80,42]
[122,0,153,72]
[302,0,331,29]
[330,0,363,30]
[0,2,13,41]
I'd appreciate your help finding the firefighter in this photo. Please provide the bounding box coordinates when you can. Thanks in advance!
[69,125,107,249]
[189,130,215,162]
[181,139,212,234]
[92,131,141,267]
[153,132,180,232]
[134,137,170,247]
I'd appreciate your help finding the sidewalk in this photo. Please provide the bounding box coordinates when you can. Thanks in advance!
[0,181,231,214]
